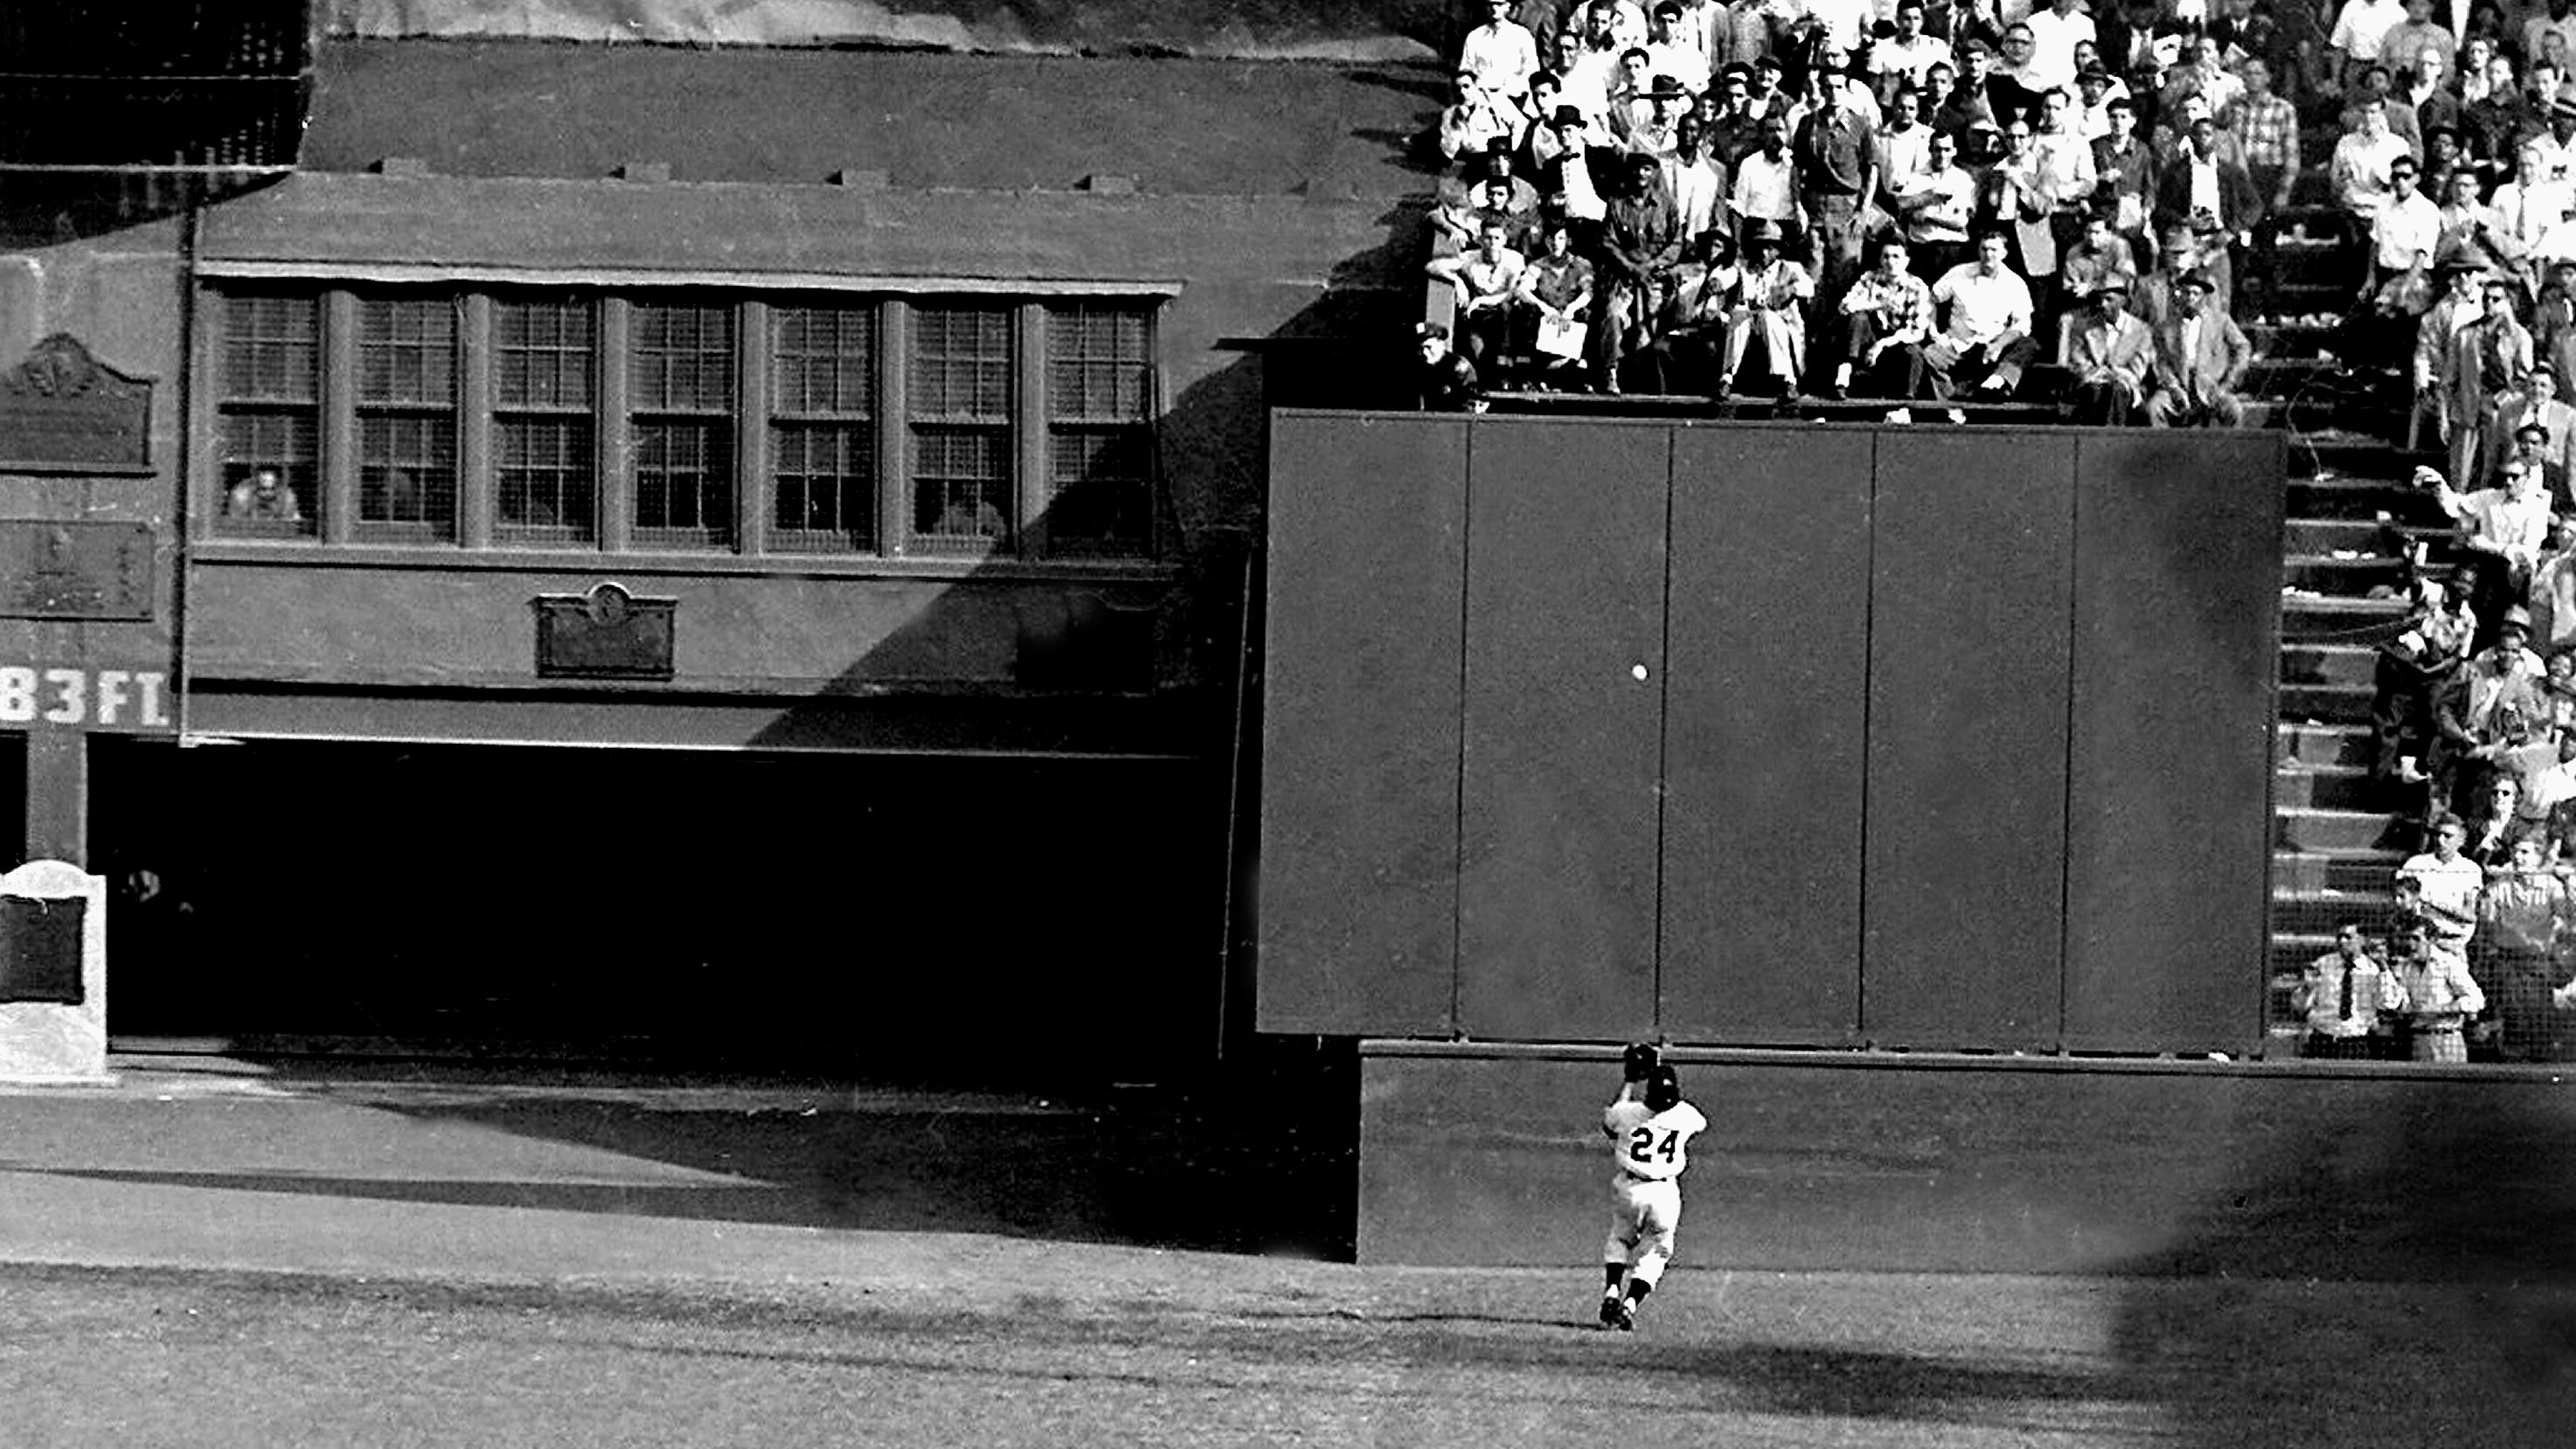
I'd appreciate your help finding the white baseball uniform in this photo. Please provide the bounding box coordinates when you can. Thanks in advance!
[1600,1092,1710,1287]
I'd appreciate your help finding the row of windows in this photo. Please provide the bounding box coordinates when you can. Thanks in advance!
[210,289,1161,560]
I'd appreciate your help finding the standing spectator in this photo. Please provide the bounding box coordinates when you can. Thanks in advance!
[2424,455,2554,649]
[1926,228,2042,399]
[1714,218,1816,395]
[1705,65,1767,163]
[2479,836,2573,1060]
[2463,52,2529,189]
[2380,0,2455,82]
[2531,0,2576,80]
[2434,274,2537,488]
[2532,95,2576,189]
[1875,80,1934,203]
[2340,66,2425,162]
[2093,95,2159,266]
[1828,232,1936,397]
[1665,112,1731,244]
[2022,0,2094,96]
[1873,0,1949,94]
[2145,270,2253,425]
[2482,368,2576,493]
[1731,113,1803,248]
[2374,574,2475,806]
[1898,127,1980,280]
[2405,54,2462,149]
[1645,2,1714,96]
[2399,815,2488,966]
[1793,37,1878,295]
[1514,217,1598,388]
[2329,0,2410,94]
[2293,923,2407,1059]
[2489,143,2573,285]
[2155,114,2261,313]
[1940,38,2004,136]
[2062,275,2155,422]
[2226,56,2301,218]
[1462,0,1544,105]
[1441,69,1526,162]
[2337,101,2422,293]
[1597,152,1688,392]
[2388,910,2489,1062]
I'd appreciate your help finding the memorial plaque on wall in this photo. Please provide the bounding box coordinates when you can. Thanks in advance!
[533,582,677,680]
[0,335,154,475]
[0,522,155,621]
[0,895,86,1005]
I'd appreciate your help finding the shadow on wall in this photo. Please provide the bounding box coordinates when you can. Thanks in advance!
[2106,1080,2576,1447]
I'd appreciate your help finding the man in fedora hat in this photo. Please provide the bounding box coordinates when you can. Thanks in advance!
[2144,269,2253,426]
[1642,228,1741,392]
[2062,274,2155,423]
[1620,73,1691,157]
[2481,363,2576,492]
[1715,218,1815,398]
[1597,150,1686,392]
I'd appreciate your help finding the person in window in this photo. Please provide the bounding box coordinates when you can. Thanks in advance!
[2292,922,2406,1059]
[225,466,303,523]
[1925,226,2039,401]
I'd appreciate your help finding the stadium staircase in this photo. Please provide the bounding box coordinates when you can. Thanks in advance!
[2256,118,2450,1051]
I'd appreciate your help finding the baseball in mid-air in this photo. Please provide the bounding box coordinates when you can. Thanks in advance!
[1631,664,1648,681]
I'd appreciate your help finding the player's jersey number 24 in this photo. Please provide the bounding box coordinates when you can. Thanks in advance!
[1627,1127,1682,1166]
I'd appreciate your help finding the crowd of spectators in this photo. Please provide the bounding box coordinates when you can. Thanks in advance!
[1406,0,2576,430]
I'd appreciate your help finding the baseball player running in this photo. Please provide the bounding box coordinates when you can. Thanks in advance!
[1598,1045,1708,1331]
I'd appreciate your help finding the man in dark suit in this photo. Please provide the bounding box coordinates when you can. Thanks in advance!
[2144,270,2253,425]
[2152,114,2263,313]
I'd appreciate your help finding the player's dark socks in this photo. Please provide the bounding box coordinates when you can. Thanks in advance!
[1625,1279,1654,1307]
[1603,1265,1627,1291]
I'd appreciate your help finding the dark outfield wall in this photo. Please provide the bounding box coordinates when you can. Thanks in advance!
[1358,1044,2576,1273]
[1258,413,2285,1055]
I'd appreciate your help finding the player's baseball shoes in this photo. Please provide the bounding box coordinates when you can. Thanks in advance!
[1610,1296,1637,1333]
[1598,1292,1623,1329]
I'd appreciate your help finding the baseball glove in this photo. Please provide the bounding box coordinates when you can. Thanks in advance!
[1621,1042,1661,1082]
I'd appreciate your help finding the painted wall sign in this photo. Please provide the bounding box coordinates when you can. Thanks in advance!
[0,521,155,621]
[533,582,676,680]
[0,667,173,731]
[0,335,154,475]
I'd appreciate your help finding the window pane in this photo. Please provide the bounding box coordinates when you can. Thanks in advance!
[634,419,734,546]
[908,305,1011,421]
[496,417,596,540]
[495,298,593,408]
[632,303,734,412]
[220,292,317,402]
[773,305,873,415]
[216,408,318,535]
[358,413,457,533]
[1045,302,1152,421]
[770,422,876,552]
[911,425,1010,551]
[358,296,456,405]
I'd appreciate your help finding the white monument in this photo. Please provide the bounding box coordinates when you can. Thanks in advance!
[0,858,110,1083]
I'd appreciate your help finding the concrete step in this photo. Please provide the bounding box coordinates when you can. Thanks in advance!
[2274,761,2380,809]
[2278,680,2377,723]
[2280,590,2408,639]
[2283,551,2408,591]
[2274,846,2410,893]
[2281,641,2378,687]
[2271,887,2402,937]
[2278,720,2375,767]
[2284,476,2420,516]
[2276,805,2416,853]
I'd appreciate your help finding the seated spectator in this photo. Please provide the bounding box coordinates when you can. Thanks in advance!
[2532,528,2576,655]
[1513,216,1597,388]
[1412,322,1484,412]
[1535,107,1611,248]
[1925,228,2042,399]
[2381,0,2454,86]
[1428,216,1529,378]
[2073,64,2121,141]
[2534,92,2576,188]
[2061,275,2155,423]
[2059,209,2142,315]
[2145,270,2253,425]
[2489,142,2573,281]
[1596,151,1685,393]
[2461,766,2538,865]
[2397,813,2486,969]
[2404,52,2461,148]
[1829,232,1936,399]
[1642,230,1741,393]
[1434,170,1539,253]
[1714,219,1814,398]
[2335,98,2420,284]
[2434,170,2524,288]
[2292,922,2406,1058]
[2469,607,2552,730]
[1606,48,1664,144]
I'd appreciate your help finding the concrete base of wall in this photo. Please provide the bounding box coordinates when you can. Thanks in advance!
[1357,1042,2576,1281]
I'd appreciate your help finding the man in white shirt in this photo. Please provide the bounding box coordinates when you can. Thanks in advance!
[1871,0,1949,94]
[1461,0,1543,104]
[1797,0,1873,51]
[2329,0,2409,89]
[2531,0,2576,80]
[2491,142,2573,281]
[1897,128,1977,281]
[2022,0,2095,96]
[1926,229,2040,398]
[1644,1,1714,95]
[1730,114,1802,245]
[2370,153,2441,292]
